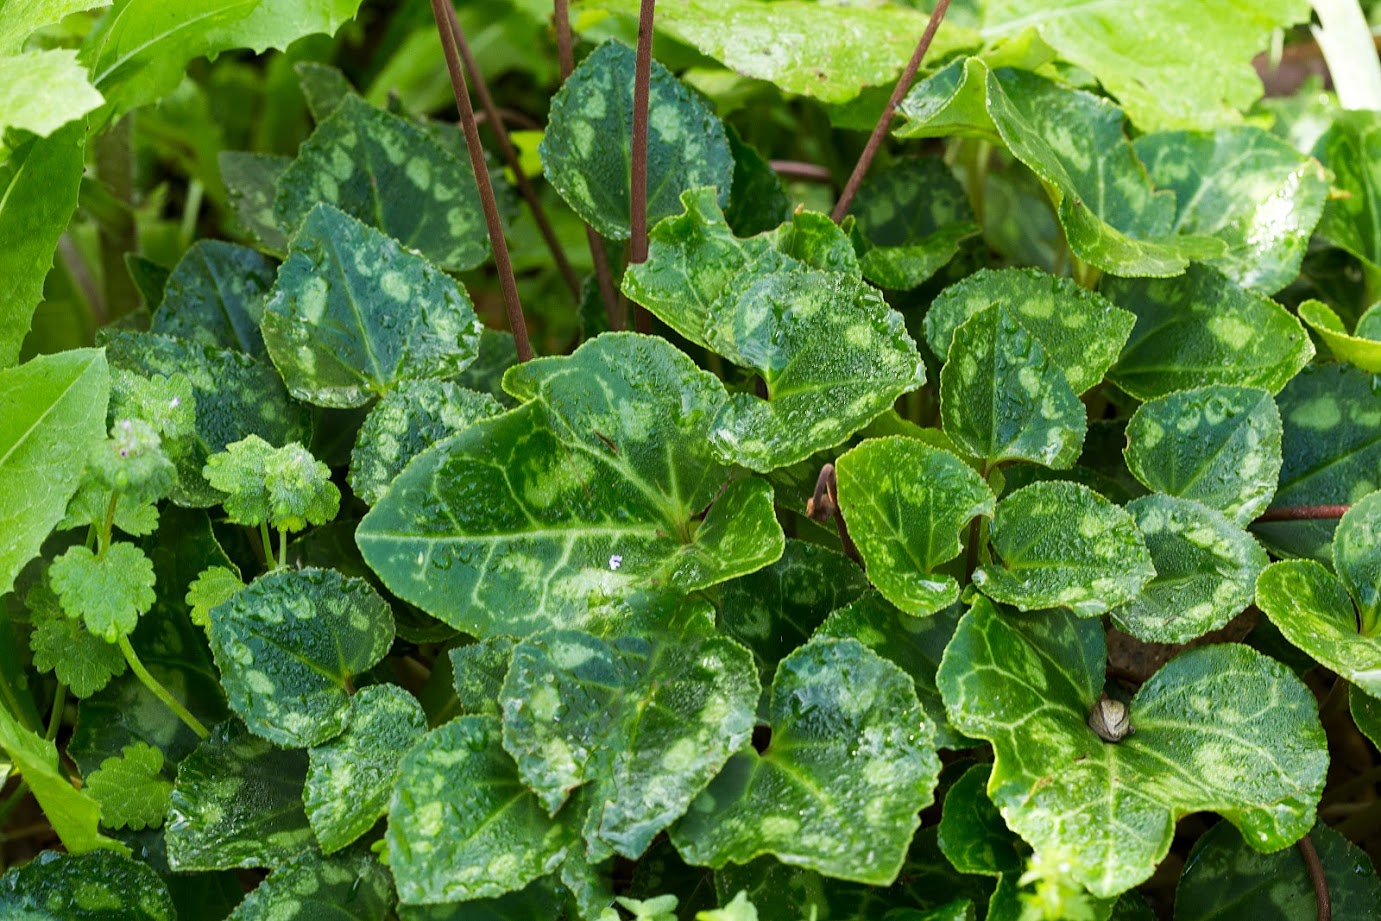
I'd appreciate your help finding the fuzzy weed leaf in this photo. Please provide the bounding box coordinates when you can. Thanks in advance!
[149,241,275,359]
[0,851,173,921]
[185,566,245,630]
[225,851,394,921]
[50,543,156,643]
[83,742,173,832]
[28,577,127,698]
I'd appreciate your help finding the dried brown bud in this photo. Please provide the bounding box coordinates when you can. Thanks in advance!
[1088,695,1131,743]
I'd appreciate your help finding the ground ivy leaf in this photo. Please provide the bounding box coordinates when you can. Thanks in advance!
[304,683,427,854]
[84,742,172,832]
[500,619,759,860]
[1105,265,1312,401]
[0,850,174,921]
[1334,492,1381,630]
[1133,126,1328,294]
[540,41,732,240]
[940,304,1087,470]
[1312,110,1381,270]
[1123,385,1282,527]
[29,574,127,699]
[166,720,314,871]
[261,204,483,409]
[1298,299,1381,373]
[671,637,940,885]
[207,567,395,748]
[849,157,979,290]
[937,763,1021,878]
[835,437,994,616]
[1256,560,1381,697]
[450,638,517,718]
[225,851,394,921]
[219,151,291,253]
[149,240,275,358]
[975,482,1154,617]
[357,334,784,637]
[938,599,1327,898]
[349,381,502,505]
[273,94,489,271]
[388,714,576,904]
[185,566,245,630]
[1112,495,1267,644]
[925,268,1135,395]
[50,543,156,643]
[1175,821,1381,920]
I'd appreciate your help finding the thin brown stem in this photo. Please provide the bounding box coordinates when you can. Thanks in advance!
[628,0,655,334]
[554,0,576,77]
[452,15,581,301]
[431,0,533,361]
[1297,832,1331,921]
[830,0,952,223]
[1254,505,1350,523]
[771,159,836,185]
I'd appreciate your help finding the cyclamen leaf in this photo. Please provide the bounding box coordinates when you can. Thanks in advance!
[450,637,517,718]
[166,720,314,871]
[296,61,355,122]
[939,304,1087,470]
[150,240,275,359]
[1105,265,1312,401]
[937,763,1021,877]
[925,268,1135,395]
[671,637,940,886]
[357,333,784,637]
[1334,492,1381,631]
[1256,560,1381,698]
[1352,689,1381,750]
[262,204,483,408]
[0,49,104,138]
[388,715,577,904]
[1123,385,1282,526]
[974,482,1154,617]
[937,599,1328,898]
[1312,109,1381,270]
[849,157,979,290]
[49,543,156,643]
[225,851,393,921]
[220,151,291,253]
[835,437,994,616]
[304,684,427,854]
[83,742,172,831]
[0,348,109,594]
[0,851,173,921]
[725,127,789,237]
[540,41,733,241]
[1298,299,1381,373]
[273,95,490,272]
[207,567,395,748]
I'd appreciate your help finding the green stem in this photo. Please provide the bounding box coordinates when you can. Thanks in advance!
[118,636,209,739]
[45,684,67,742]
[260,521,276,571]
[99,493,118,554]
[1071,256,1103,291]
[278,528,288,570]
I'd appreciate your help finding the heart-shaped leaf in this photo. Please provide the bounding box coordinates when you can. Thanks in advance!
[0,851,174,921]
[1334,491,1381,631]
[220,151,291,253]
[1256,559,1381,695]
[937,598,1327,898]
[149,240,275,358]
[938,762,1021,877]
[848,157,979,290]
[223,851,394,921]
[450,637,517,719]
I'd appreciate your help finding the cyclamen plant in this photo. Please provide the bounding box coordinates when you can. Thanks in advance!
[3,0,1381,919]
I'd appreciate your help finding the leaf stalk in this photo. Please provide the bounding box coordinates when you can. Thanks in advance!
[118,636,210,740]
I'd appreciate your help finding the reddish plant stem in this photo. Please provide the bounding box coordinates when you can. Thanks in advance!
[1298,832,1332,921]
[432,0,533,361]
[771,159,836,185]
[452,16,582,300]
[830,0,952,223]
[629,0,656,335]
[1254,505,1350,523]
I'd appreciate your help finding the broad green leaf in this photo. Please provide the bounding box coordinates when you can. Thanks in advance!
[273,95,490,272]
[388,715,576,904]
[939,305,1087,470]
[849,157,979,290]
[0,122,85,368]
[1175,821,1381,920]
[149,241,275,359]
[974,482,1154,617]
[1105,265,1312,401]
[224,851,393,921]
[0,49,103,137]
[166,720,314,871]
[28,574,126,698]
[1112,495,1267,644]
[725,127,789,238]
[0,851,173,921]
[207,567,395,748]
[501,616,758,860]
[937,599,1328,898]
[49,542,156,643]
[540,41,732,241]
[0,349,108,594]
[896,60,1222,277]
[938,763,1021,877]
[925,268,1135,395]
[219,151,290,253]
[1123,385,1282,526]
[261,205,483,408]
[0,1,111,51]
[1134,127,1328,294]
[450,637,517,718]
[100,330,311,506]
[1256,560,1381,695]
[1335,491,1381,631]
[1298,299,1381,373]
[83,742,172,832]
[304,683,427,854]
[296,61,355,122]
[1312,110,1381,270]
[349,381,502,505]
[200,0,363,55]
[671,637,940,885]
[980,0,1309,131]
[357,334,784,637]
[1352,686,1381,749]
[835,437,994,616]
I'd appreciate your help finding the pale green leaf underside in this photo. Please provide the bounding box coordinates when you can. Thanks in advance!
[0,49,103,138]
[1256,560,1381,699]
[0,851,173,921]
[224,851,393,921]
[1298,299,1381,374]
[1335,492,1381,631]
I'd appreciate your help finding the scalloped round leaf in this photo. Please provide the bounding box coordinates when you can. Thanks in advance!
[937,763,1021,877]
[671,637,940,885]
[1124,385,1282,526]
[49,542,155,643]
[84,742,172,832]
[974,482,1153,616]
[500,622,759,860]
[1133,126,1328,294]
[261,205,483,409]
[925,268,1134,394]
[149,240,274,358]
[849,157,978,290]
[166,720,314,871]
[28,574,126,698]
[357,334,784,637]
[349,381,502,505]
[387,715,576,904]
[1105,265,1312,401]
[539,41,732,241]
[937,599,1328,898]
[1299,299,1381,373]
[940,304,1087,470]
[1312,109,1381,270]
[1112,495,1267,644]
[835,437,994,616]
[224,851,394,921]
[273,94,489,271]
[1256,560,1381,697]
[207,567,395,748]
[1335,492,1381,632]
[305,684,427,854]
[0,850,174,921]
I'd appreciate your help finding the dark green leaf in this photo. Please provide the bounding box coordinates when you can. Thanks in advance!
[219,151,291,253]
[1334,491,1381,631]
[449,638,517,718]
[295,61,355,122]
[1312,109,1381,270]
[223,851,394,921]
[0,851,173,921]
[937,763,1021,877]
[849,158,979,290]
[150,241,275,359]
[725,128,789,238]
